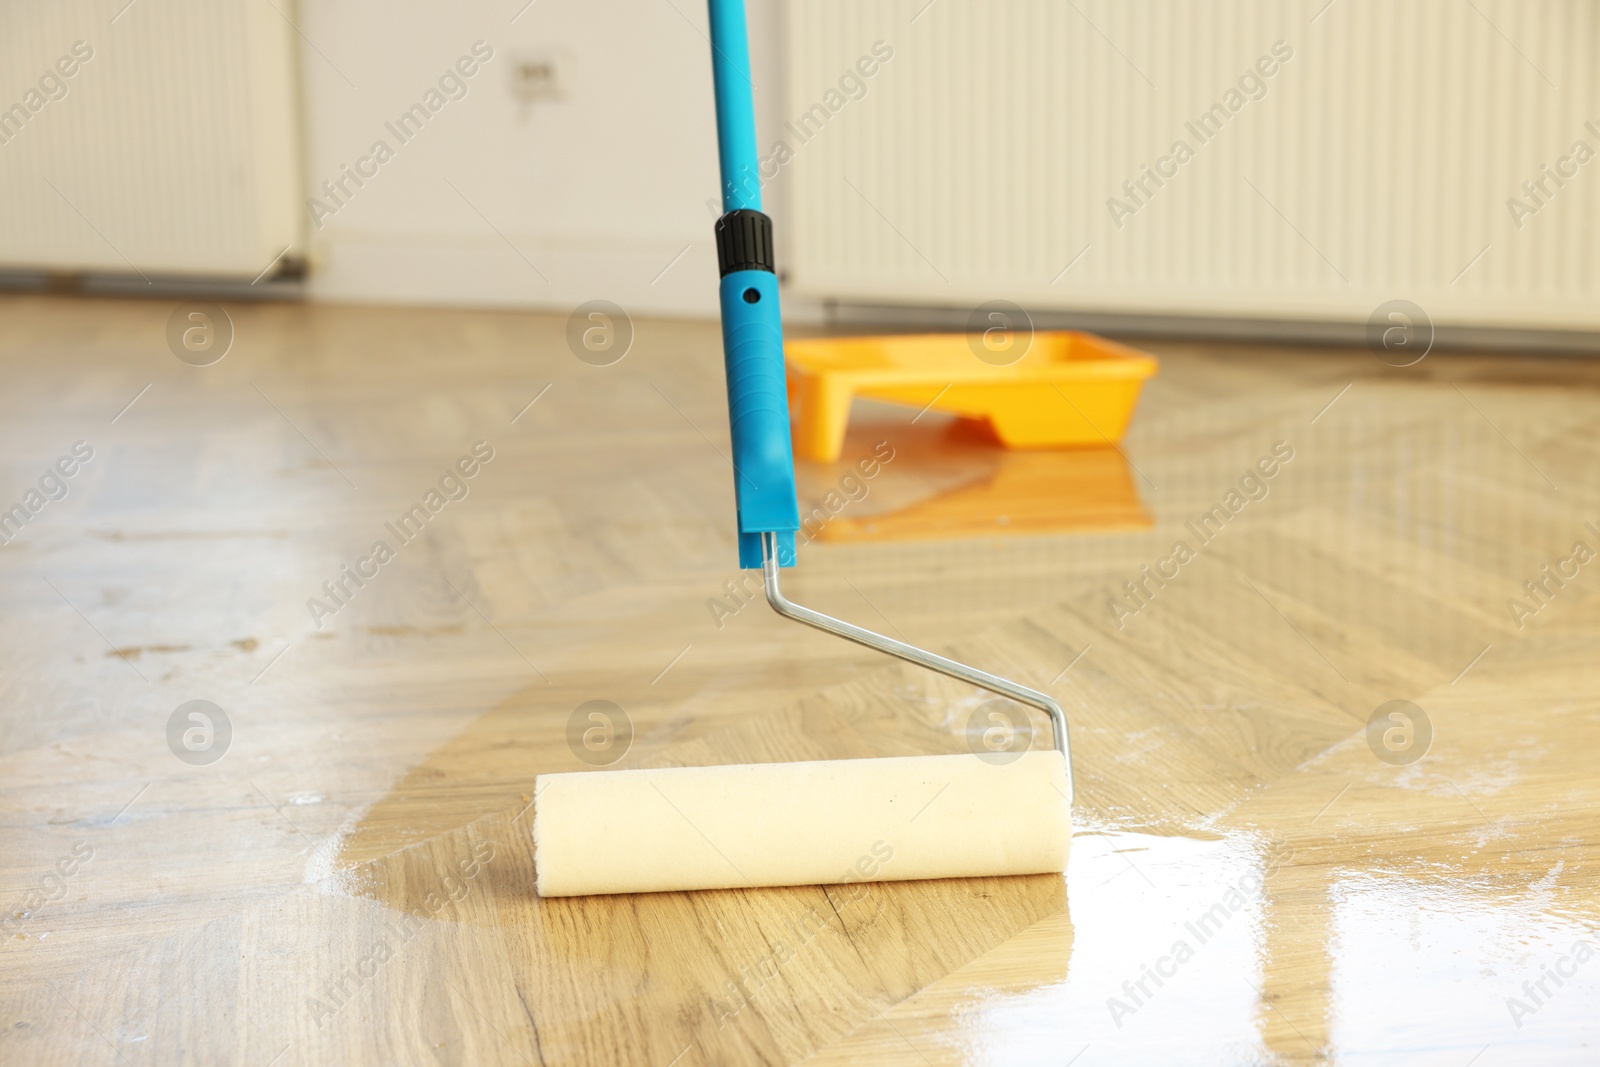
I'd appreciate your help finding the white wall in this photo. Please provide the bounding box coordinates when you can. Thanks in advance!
[299,0,789,318]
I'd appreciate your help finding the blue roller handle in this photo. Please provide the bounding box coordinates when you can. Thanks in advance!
[707,0,799,569]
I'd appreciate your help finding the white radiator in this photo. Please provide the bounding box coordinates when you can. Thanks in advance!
[0,0,303,279]
[782,0,1600,331]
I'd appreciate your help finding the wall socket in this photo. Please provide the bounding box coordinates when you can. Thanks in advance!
[511,51,567,115]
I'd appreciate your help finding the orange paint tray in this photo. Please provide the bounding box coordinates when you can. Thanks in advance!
[784,331,1158,463]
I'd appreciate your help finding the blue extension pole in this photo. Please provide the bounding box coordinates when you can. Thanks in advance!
[707,0,762,213]
[706,0,799,568]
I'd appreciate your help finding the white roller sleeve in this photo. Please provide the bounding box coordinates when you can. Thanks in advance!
[532,750,1070,896]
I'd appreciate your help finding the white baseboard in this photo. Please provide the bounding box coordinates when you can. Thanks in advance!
[306,230,723,318]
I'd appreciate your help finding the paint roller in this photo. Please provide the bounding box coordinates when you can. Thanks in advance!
[532,0,1074,897]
